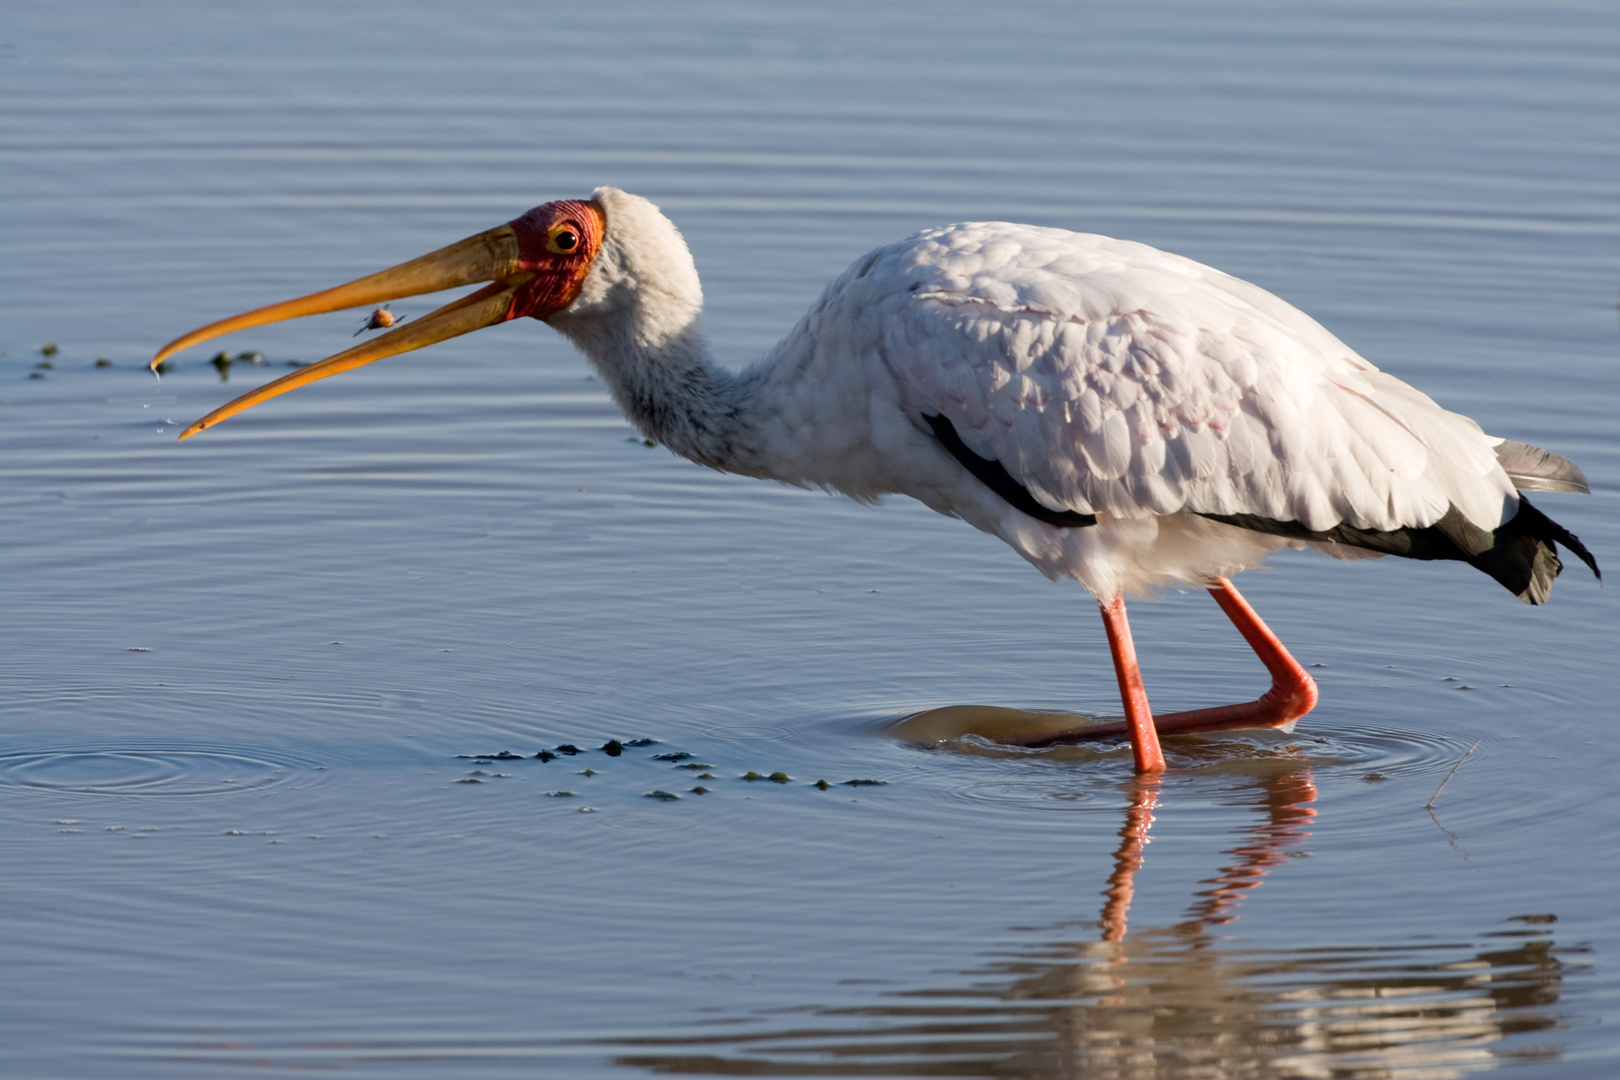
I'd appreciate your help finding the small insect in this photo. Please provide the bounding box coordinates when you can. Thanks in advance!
[354,304,403,336]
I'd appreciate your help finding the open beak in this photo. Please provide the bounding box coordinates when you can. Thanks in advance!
[151,224,531,440]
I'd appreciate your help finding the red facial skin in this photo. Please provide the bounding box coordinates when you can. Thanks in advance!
[503,199,607,322]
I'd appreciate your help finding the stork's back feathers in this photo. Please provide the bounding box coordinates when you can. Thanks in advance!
[548,195,1598,605]
[781,220,1598,601]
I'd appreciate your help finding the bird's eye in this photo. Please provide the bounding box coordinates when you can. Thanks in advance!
[547,227,580,254]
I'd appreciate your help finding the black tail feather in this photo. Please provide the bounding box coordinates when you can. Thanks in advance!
[1201,495,1599,606]
[1472,495,1601,605]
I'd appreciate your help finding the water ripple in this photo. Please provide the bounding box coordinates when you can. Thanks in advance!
[890,706,1476,777]
[947,776,1100,812]
[0,745,317,798]
[1275,724,1482,778]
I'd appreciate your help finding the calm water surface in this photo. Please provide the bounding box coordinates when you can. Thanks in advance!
[3,3,1617,1077]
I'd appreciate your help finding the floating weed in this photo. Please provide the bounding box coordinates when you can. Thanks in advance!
[452,740,658,765]
[41,342,58,356]
[446,740,847,800]
[742,770,793,784]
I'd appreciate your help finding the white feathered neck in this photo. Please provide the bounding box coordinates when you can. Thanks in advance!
[545,188,769,474]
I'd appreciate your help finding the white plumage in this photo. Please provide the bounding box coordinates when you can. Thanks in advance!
[559,192,1527,603]
[154,187,1598,773]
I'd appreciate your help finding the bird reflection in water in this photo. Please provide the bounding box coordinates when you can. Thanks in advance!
[610,768,1576,1079]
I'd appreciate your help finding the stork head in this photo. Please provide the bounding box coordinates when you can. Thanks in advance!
[150,193,628,439]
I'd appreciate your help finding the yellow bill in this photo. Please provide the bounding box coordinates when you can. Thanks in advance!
[151,198,606,440]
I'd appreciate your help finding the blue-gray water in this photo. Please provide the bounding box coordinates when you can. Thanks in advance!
[3,3,1617,1076]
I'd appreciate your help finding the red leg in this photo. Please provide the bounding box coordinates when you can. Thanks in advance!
[1099,594,1166,774]
[1149,577,1318,736]
[1005,578,1318,755]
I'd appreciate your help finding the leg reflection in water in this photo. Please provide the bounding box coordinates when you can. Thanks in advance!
[611,767,1577,1079]
[1101,767,1318,942]
[1099,777,1160,944]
